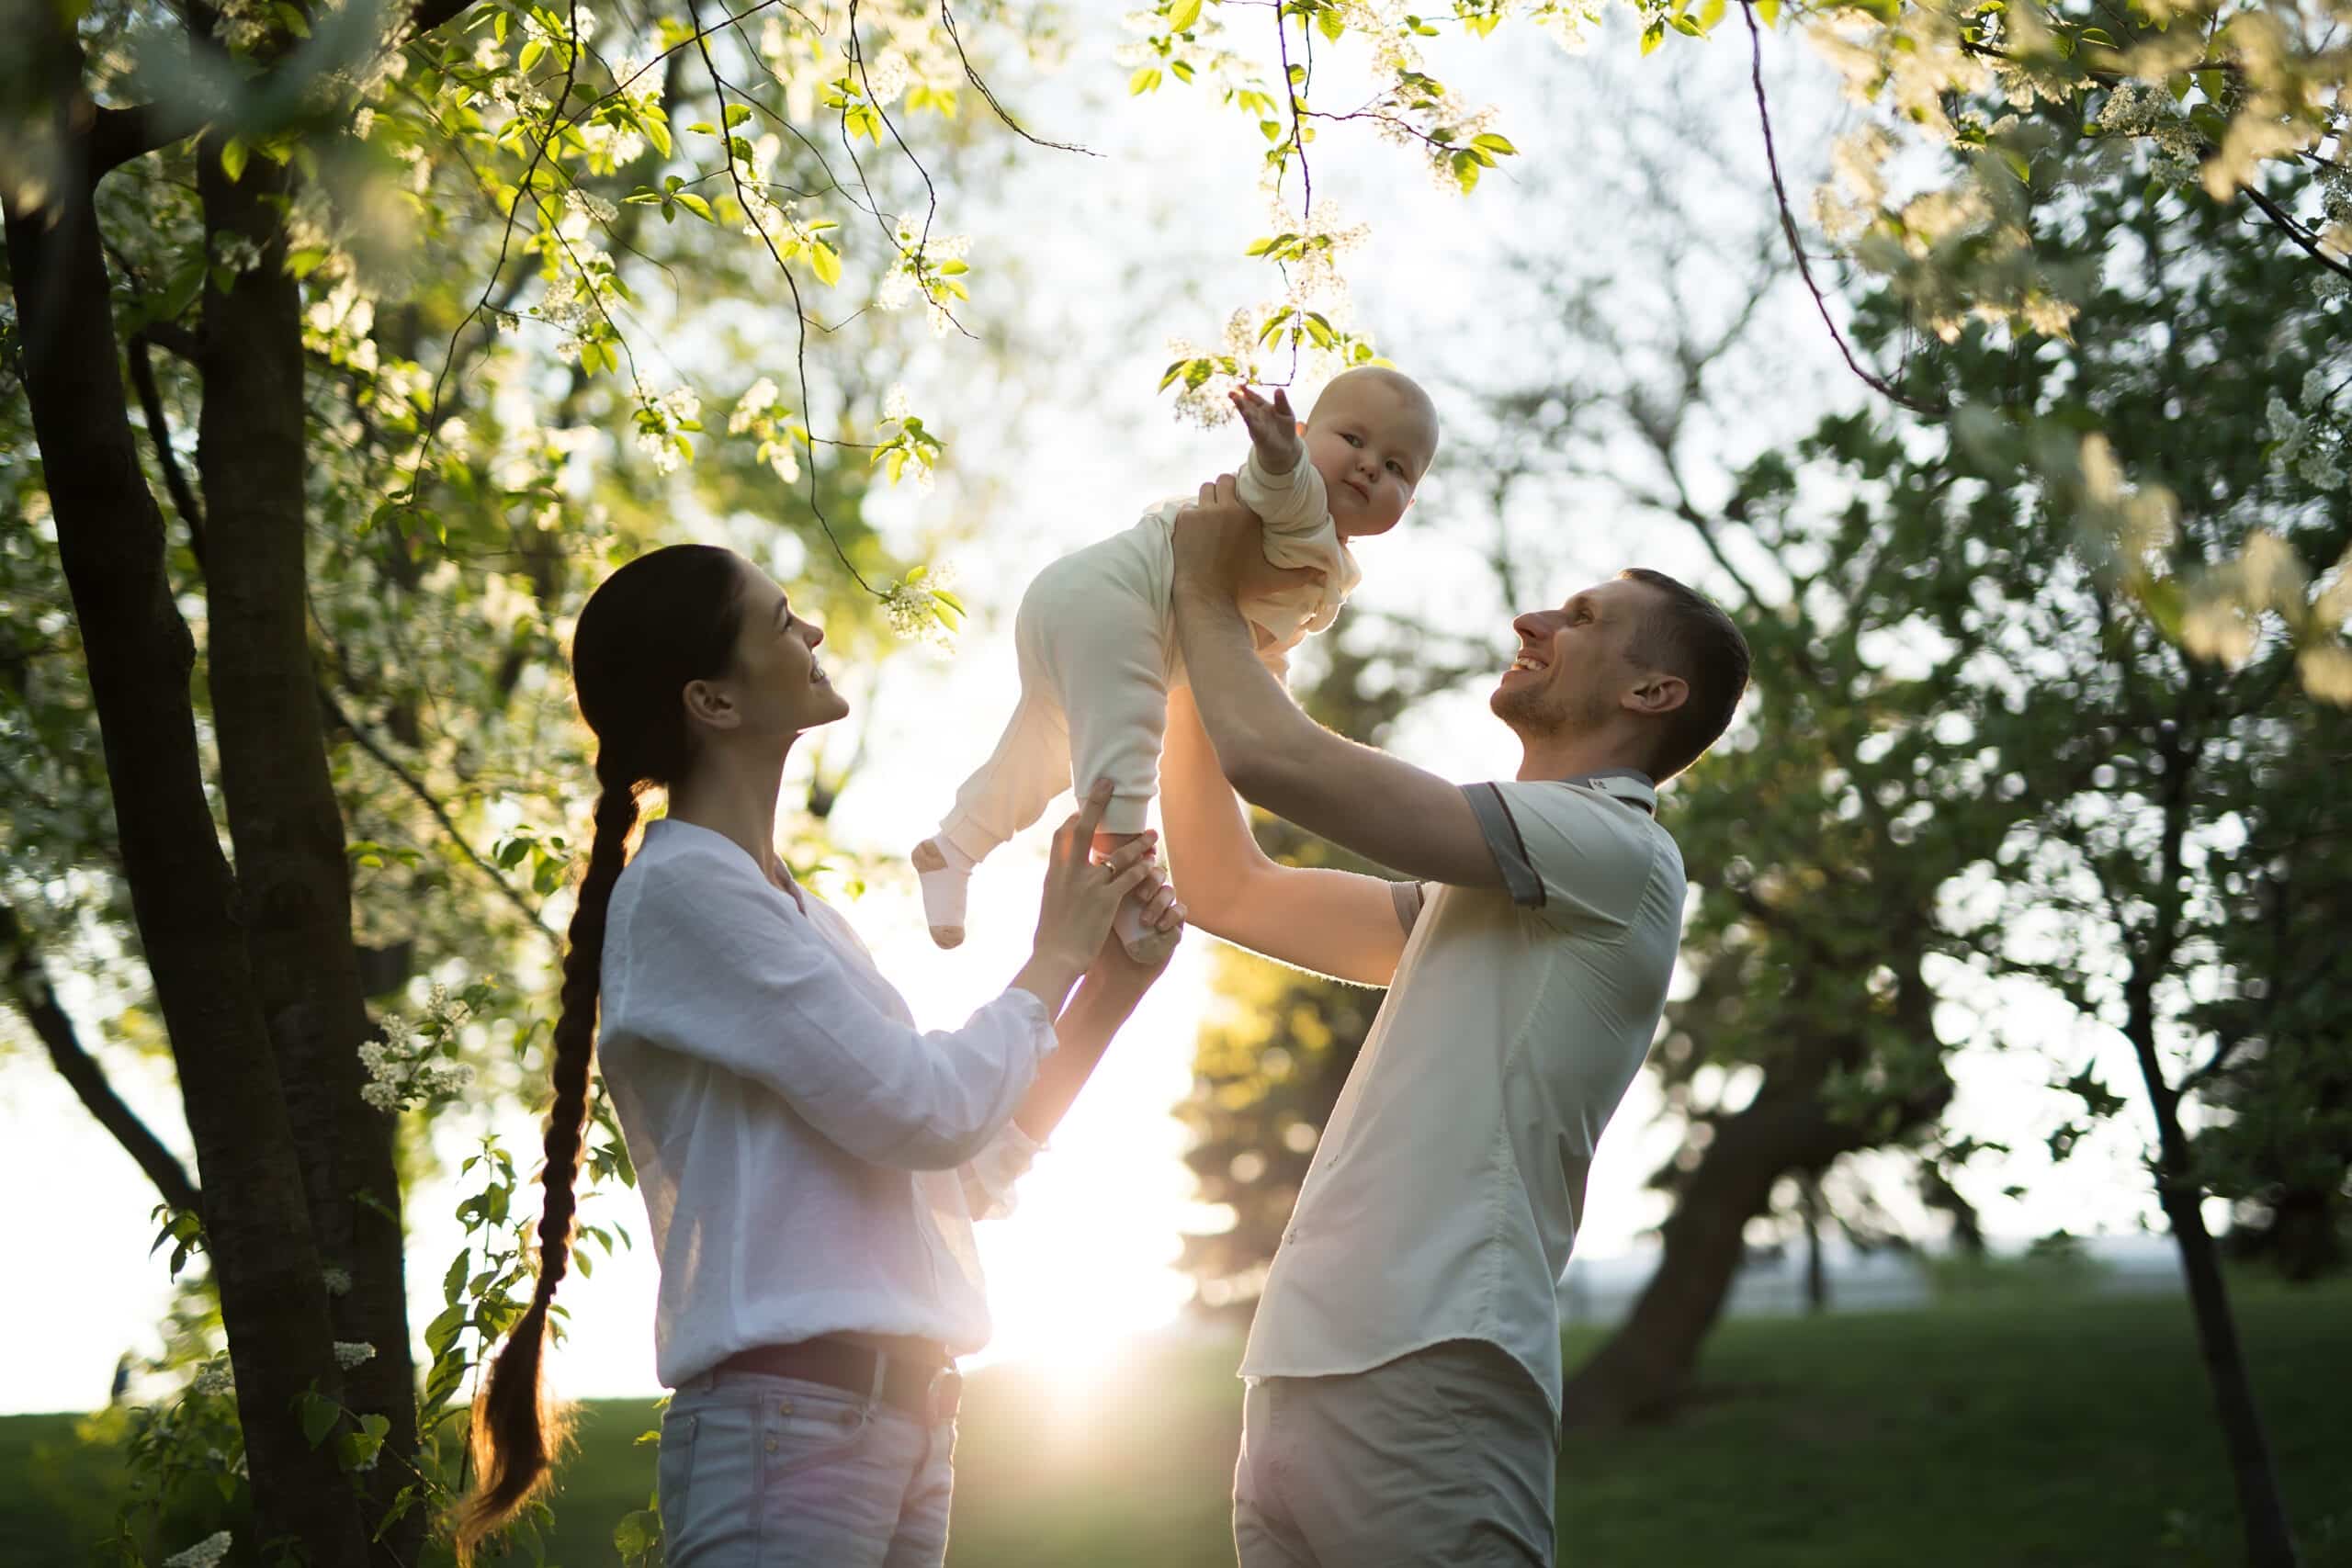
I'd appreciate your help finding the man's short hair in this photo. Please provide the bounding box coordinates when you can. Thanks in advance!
[1618,568,1750,782]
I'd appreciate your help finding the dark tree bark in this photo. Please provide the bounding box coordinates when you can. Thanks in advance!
[1560,966,1951,1428]
[1,902,202,1216]
[197,141,422,1564]
[2127,743,2300,1568]
[2,34,368,1565]
[1797,1172,1827,1315]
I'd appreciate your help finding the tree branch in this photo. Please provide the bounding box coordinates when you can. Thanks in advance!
[87,0,487,177]
[1743,1,1944,417]
[2240,183,2352,286]
[314,683,561,945]
[1,902,203,1216]
[128,330,209,565]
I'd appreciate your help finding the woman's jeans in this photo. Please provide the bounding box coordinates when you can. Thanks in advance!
[659,1363,956,1568]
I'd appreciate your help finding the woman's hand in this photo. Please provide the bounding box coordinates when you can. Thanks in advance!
[1021,781,1161,1001]
[1099,875,1186,980]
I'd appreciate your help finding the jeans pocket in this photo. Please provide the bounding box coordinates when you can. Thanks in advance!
[657,1404,700,1537]
[765,1382,878,1480]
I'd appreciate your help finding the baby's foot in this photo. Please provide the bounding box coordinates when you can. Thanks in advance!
[913,838,971,948]
[1113,895,1165,964]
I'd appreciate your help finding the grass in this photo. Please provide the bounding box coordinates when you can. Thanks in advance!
[6,1275,2347,1566]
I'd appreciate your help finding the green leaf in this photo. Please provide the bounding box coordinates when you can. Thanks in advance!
[518,38,546,73]
[1317,5,1343,40]
[641,113,673,158]
[220,138,249,184]
[1758,0,1781,23]
[724,102,753,128]
[1697,0,1725,30]
[809,240,842,288]
[1468,132,1517,156]
[1640,19,1665,53]
[298,1391,341,1449]
[676,193,714,221]
[1130,64,1164,95]
[1167,0,1203,30]
[424,1303,469,1360]
[1669,13,1705,36]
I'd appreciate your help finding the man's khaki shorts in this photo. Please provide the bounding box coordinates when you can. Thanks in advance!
[1233,1338,1556,1567]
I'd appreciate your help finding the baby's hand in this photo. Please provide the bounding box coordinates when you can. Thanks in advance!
[1230,386,1304,476]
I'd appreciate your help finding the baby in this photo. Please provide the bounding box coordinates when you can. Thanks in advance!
[914,365,1441,955]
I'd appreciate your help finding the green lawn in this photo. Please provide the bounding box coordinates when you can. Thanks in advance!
[6,1276,2347,1566]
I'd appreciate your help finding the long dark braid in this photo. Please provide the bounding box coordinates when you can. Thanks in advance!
[453,545,747,1558]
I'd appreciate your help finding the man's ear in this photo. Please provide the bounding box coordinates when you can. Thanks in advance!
[1624,673,1689,717]
[682,676,741,734]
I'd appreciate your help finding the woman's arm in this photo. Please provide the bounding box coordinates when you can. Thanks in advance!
[1013,878,1185,1141]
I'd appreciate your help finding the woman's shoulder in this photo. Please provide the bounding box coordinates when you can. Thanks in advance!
[615,820,771,915]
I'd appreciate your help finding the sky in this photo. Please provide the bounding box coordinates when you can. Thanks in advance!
[0,0,2191,1417]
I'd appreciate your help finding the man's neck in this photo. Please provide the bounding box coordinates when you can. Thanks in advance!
[667,742,792,879]
[1514,729,1650,784]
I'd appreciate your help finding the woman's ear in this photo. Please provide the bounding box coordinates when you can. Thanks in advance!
[681,676,741,734]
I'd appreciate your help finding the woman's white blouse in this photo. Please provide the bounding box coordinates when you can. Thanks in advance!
[597,818,1051,1387]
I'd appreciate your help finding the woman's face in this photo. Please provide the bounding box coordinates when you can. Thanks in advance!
[705,560,852,741]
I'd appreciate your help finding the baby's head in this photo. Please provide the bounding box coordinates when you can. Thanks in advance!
[1301,366,1440,541]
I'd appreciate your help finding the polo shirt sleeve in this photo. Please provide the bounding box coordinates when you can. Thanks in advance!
[1458,781,1657,931]
[608,852,1054,1171]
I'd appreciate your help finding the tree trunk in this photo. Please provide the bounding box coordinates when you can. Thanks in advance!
[1798,1172,1828,1315]
[197,142,422,1563]
[1,903,202,1216]
[2129,739,2299,1568]
[1561,1065,1949,1427]
[2132,1037,2301,1567]
[3,60,368,1566]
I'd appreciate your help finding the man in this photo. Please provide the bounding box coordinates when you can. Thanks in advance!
[1163,475,1753,1567]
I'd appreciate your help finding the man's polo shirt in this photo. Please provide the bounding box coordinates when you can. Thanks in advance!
[1237,771,1681,1423]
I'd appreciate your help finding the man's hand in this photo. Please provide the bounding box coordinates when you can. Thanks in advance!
[1174,474,1325,607]
[1230,385,1304,476]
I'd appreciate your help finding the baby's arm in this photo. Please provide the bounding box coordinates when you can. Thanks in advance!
[1230,386,1328,539]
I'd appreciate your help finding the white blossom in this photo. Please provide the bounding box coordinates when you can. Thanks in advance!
[730,377,782,433]
[321,1267,353,1295]
[189,1358,234,1398]
[164,1532,233,1568]
[334,1340,377,1370]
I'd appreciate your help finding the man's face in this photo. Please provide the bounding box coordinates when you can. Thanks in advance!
[1489,579,1658,737]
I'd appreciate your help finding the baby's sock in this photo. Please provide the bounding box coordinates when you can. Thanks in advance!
[1113,895,1155,963]
[913,836,977,948]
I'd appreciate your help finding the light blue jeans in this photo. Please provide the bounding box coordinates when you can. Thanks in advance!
[659,1365,956,1568]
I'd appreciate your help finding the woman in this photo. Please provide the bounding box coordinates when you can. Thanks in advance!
[453,544,1183,1564]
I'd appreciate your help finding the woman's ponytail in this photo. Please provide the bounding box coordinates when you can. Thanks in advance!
[452,770,639,1557]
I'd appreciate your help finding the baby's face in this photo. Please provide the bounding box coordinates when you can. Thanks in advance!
[1302,376,1438,541]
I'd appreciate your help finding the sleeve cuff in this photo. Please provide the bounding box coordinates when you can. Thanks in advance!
[960,1122,1046,1222]
[1461,783,1545,908]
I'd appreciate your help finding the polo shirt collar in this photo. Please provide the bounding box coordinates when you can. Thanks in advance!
[1561,767,1657,816]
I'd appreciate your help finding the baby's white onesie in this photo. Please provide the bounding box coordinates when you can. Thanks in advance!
[934,450,1360,865]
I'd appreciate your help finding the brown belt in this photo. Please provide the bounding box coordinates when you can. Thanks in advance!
[716,1336,962,1422]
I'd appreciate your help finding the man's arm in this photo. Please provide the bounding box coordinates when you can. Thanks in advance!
[1162,686,1411,987]
[1170,475,1505,895]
